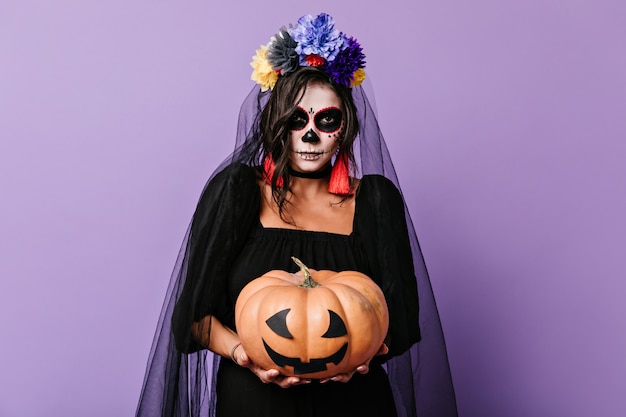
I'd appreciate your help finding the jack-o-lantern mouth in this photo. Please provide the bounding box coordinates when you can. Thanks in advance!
[262,339,348,375]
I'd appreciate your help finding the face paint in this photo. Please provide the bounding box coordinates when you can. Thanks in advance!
[314,107,343,133]
[287,108,309,131]
[287,106,343,134]
[287,83,343,174]
[302,129,320,143]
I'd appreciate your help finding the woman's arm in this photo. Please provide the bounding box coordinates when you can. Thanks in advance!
[191,315,237,359]
[192,314,311,388]
[357,175,421,358]
[172,164,260,353]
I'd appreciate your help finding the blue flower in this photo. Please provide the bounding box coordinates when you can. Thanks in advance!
[289,13,345,65]
[326,36,366,87]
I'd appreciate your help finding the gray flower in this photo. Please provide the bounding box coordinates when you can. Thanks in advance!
[266,27,299,75]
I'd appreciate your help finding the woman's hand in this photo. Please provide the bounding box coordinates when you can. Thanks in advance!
[232,344,312,388]
[199,316,310,388]
[319,343,389,384]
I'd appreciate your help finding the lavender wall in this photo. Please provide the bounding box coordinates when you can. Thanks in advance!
[1,1,624,416]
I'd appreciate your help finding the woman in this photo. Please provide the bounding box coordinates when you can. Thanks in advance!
[137,13,458,417]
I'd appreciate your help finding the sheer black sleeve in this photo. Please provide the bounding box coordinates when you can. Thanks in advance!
[356,175,421,358]
[172,163,260,353]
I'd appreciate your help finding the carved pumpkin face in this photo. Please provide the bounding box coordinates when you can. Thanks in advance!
[235,257,389,379]
[263,308,348,375]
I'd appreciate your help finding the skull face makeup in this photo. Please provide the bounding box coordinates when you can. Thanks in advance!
[288,107,344,135]
[288,83,343,174]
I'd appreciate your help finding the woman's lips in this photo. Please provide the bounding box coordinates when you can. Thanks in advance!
[293,149,333,160]
[295,151,323,160]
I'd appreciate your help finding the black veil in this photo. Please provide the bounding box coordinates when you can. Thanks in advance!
[136,81,458,417]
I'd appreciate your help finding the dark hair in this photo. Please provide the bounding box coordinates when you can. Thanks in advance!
[260,66,359,217]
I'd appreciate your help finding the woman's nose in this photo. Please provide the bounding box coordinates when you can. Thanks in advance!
[301,129,320,143]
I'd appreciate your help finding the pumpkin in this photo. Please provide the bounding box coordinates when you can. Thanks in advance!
[235,257,389,379]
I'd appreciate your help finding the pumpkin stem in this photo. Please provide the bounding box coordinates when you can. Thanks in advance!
[291,256,321,288]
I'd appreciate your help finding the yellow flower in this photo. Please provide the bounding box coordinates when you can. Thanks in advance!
[350,68,366,87]
[250,45,278,91]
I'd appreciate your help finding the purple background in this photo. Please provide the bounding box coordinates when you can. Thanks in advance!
[1,1,624,416]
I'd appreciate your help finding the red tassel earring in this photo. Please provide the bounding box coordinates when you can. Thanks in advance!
[263,155,284,187]
[328,151,352,195]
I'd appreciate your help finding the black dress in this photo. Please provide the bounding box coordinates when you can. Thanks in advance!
[173,163,421,417]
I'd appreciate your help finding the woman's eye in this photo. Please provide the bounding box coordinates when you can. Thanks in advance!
[314,108,343,133]
[288,109,309,131]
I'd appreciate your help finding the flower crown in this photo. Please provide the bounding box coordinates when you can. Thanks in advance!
[250,13,366,92]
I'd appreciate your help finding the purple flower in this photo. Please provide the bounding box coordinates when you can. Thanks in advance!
[266,27,299,75]
[325,36,366,87]
[289,13,345,64]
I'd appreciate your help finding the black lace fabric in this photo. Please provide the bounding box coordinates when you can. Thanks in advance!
[136,82,458,417]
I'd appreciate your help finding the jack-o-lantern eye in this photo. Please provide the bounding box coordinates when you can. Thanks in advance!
[322,310,347,338]
[265,308,347,339]
[265,308,293,339]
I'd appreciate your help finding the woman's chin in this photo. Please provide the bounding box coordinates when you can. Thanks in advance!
[290,160,332,174]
